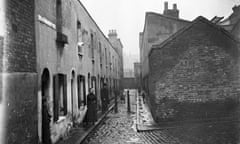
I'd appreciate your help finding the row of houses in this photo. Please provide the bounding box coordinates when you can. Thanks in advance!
[139,2,240,122]
[2,0,123,143]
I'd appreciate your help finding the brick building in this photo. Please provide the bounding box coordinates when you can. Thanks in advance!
[139,2,190,93]
[148,16,240,122]
[2,0,123,143]
[140,2,240,123]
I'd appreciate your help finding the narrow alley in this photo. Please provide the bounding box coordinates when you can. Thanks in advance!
[1,0,240,144]
[83,90,240,144]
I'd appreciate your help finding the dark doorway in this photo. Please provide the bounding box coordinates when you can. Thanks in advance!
[41,69,51,144]
[71,71,75,121]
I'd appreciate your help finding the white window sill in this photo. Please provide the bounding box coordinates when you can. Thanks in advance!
[56,116,66,123]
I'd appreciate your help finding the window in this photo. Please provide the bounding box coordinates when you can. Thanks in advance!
[53,74,67,122]
[91,76,97,96]
[90,34,94,59]
[109,52,111,69]
[105,48,107,66]
[88,73,91,92]
[77,75,86,107]
[56,0,62,31]
[77,20,83,56]
[99,42,102,64]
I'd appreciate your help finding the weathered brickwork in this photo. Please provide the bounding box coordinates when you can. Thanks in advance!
[149,17,240,122]
[3,0,38,144]
[5,0,36,72]
[5,74,38,144]
[0,36,3,72]
[139,11,190,92]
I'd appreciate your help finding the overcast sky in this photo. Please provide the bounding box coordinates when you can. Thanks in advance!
[81,0,239,68]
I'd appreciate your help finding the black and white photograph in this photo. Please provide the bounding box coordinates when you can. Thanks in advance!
[1,0,240,143]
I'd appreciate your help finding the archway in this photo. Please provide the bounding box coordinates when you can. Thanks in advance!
[41,68,51,144]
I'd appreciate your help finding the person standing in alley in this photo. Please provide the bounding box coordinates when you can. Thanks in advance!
[101,83,109,112]
[86,88,97,125]
[114,88,119,113]
[127,90,131,113]
[142,91,146,104]
[120,90,125,104]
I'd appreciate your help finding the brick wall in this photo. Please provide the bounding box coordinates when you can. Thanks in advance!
[4,0,38,143]
[149,19,239,122]
[5,0,36,72]
[0,36,3,72]
[140,12,190,82]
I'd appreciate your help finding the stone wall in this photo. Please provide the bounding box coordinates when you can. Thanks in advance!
[149,18,239,122]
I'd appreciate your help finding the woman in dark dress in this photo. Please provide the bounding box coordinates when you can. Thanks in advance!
[86,88,97,124]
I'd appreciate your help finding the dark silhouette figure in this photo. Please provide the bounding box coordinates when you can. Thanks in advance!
[142,91,146,103]
[114,89,119,113]
[127,90,131,113]
[101,84,109,112]
[120,90,125,103]
[86,88,97,124]
[42,98,52,144]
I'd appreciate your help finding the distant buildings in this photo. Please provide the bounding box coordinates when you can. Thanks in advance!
[140,2,240,122]
[3,0,123,143]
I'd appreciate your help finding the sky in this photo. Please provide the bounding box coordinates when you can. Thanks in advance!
[80,0,239,69]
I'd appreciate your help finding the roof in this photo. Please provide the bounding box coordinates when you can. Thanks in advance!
[149,16,239,57]
[76,0,122,57]
[142,12,191,34]
[140,12,191,55]
[211,16,224,24]
[231,19,240,33]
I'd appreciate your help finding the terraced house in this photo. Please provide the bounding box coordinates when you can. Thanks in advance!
[3,0,123,143]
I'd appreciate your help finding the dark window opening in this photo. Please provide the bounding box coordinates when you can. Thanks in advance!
[53,74,67,122]
[77,75,86,107]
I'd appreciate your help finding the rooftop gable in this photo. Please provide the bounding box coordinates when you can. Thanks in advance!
[150,16,239,56]
[142,12,191,34]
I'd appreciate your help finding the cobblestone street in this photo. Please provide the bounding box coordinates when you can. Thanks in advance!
[82,93,186,144]
[82,91,240,144]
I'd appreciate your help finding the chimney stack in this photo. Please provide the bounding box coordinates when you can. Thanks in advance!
[164,2,168,10]
[163,2,179,18]
[173,4,177,10]
[108,29,118,40]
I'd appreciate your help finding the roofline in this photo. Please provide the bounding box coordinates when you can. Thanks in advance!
[146,12,191,23]
[231,19,240,35]
[141,12,191,35]
[76,0,122,57]
[117,38,124,49]
[149,16,240,57]
[140,11,191,56]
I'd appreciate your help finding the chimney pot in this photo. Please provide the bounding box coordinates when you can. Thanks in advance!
[164,2,168,10]
[173,4,177,10]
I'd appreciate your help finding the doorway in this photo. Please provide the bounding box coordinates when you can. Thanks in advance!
[71,71,75,121]
[41,69,51,143]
